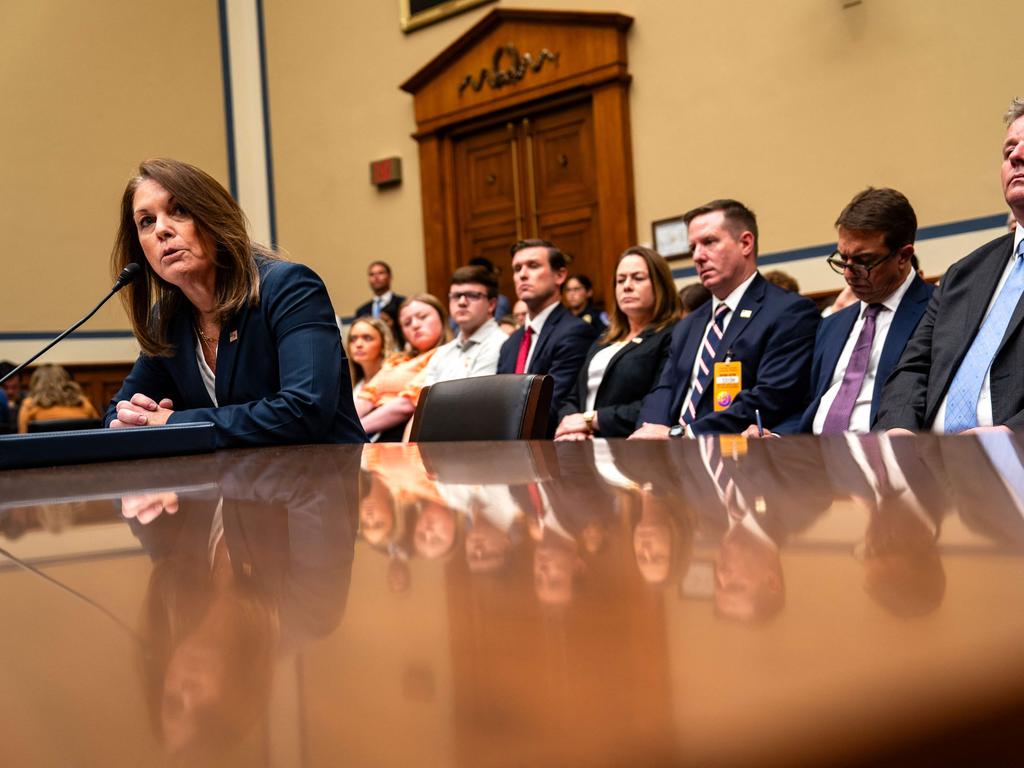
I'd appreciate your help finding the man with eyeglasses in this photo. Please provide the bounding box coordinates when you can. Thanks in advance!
[422,265,508,386]
[877,98,1024,434]
[758,187,933,435]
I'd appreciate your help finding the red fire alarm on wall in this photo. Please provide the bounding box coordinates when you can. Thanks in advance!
[370,157,402,187]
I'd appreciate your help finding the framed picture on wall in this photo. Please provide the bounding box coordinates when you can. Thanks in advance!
[400,0,496,33]
[652,215,690,259]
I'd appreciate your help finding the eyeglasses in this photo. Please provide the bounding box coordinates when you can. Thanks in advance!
[448,290,488,303]
[826,249,898,277]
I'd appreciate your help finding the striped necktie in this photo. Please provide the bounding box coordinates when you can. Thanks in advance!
[681,303,731,426]
[944,240,1024,432]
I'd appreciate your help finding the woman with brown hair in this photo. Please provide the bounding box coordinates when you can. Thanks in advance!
[356,293,451,441]
[555,246,681,439]
[104,158,364,447]
[17,364,99,432]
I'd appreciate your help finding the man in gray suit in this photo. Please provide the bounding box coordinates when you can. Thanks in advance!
[876,98,1024,434]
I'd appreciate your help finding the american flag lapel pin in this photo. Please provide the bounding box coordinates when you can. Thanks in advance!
[229,330,239,342]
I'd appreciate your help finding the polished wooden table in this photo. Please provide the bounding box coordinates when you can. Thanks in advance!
[1,434,1023,766]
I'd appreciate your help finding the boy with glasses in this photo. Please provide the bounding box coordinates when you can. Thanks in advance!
[422,265,508,386]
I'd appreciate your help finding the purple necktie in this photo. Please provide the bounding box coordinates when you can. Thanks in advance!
[821,303,883,434]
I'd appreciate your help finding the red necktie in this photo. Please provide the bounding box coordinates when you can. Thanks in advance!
[514,325,533,374]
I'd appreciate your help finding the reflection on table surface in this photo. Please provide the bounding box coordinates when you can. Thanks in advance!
[2,434,1024,766]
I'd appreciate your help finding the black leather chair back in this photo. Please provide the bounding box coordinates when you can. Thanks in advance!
[27,418,103,433]
[409,374,552,442]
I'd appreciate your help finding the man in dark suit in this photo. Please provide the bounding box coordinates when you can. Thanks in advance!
[876,99,1024,433]
[354,260,406,347]
[764,188,934,435]
[631,199,819,438]
[497,239,598,433]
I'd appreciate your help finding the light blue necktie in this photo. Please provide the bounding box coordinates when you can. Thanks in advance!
[372,297,382,318]
[944,240,1024,432]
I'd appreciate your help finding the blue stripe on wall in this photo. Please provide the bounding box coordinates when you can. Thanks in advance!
[670,211,1009,280]
[256,0,278,249]
[217,0,238,199]
[0,331,135,341]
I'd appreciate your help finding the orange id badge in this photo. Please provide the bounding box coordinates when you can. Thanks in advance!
[713,361,742,412]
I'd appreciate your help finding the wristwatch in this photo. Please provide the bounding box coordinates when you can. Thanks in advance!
[582,410,596,431]
[668,424,685,439]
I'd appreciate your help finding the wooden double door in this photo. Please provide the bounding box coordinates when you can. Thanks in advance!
[452,100,603,306]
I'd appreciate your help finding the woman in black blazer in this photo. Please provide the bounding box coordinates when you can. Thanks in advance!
[555,246,682,439]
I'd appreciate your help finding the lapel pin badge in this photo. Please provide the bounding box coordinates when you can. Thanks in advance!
[229,330,239,342]
[632,336,643,344]
[740,309,753,319]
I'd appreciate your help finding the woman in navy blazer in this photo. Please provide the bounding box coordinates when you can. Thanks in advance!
[104,158,365,447]
[555,246,681,439]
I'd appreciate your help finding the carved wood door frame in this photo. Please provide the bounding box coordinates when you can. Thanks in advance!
[401,9,636,302]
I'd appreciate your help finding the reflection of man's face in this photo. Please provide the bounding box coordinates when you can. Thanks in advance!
[714,525,783,621]
[634,522,672,585]
[534,537,578,606]
[465,517,511,573]
[863,501,945,616]
[360,475,395,545]
[414,502,456,559]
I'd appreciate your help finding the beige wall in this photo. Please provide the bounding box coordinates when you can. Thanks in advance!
[2,0,1020,362]
[265,0,1021,314]
[0,0,227,360]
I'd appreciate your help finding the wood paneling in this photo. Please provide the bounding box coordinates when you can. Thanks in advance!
[402,9,635,305]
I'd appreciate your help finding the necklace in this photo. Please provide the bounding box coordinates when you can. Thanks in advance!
[196,322,219,356]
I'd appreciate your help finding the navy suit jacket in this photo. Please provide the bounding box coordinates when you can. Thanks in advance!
[105,258,366,448]
[637,273,819,434]
[877,233,1024,430]
[557,322,676,437]
[497,302,598,432]
[789,274,933,433]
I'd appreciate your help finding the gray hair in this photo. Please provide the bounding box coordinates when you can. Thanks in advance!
[1005,97,1024,126]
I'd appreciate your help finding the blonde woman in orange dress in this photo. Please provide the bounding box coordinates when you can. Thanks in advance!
[346,316,396,398]
[356,294,450,441]
[17,364,99,432]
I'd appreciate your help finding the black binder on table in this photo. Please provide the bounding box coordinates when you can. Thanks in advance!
[0,423,217,471]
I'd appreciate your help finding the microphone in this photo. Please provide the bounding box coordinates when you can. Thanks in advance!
[113,262,143,291]
[0,263,144,387]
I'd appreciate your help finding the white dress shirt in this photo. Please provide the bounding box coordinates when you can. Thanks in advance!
[932,224,1024,432]
[812,269,916,434]
[423,319,506,386]
[522,301,559,372]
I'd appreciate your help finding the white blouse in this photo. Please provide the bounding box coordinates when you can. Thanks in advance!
[585,342,626,412]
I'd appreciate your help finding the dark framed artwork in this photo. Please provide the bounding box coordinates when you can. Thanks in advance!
[400,0,496,33]
[651,215,690,259]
